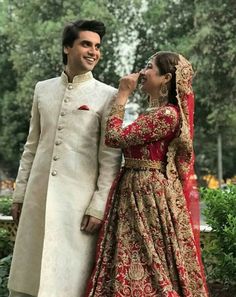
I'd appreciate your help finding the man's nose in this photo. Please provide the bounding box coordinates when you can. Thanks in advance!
[88,46,96,56]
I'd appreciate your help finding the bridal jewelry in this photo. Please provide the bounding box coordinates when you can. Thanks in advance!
[160,84,168,99]
[149,84,169,108]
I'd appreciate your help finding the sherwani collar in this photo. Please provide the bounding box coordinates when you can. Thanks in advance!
[61,71,93,85]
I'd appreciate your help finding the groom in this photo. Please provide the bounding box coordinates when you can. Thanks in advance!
[8,19,121,297]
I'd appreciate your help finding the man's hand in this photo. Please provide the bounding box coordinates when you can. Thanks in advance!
[11,203,23,225]
[80,215,102,234]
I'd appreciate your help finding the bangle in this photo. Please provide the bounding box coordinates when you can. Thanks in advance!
[110,103,125,118]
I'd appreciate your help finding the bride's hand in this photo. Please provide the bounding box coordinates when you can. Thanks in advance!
[116,73,140,105]
[119,73,140,95]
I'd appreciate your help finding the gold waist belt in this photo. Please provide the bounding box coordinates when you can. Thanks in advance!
[124,158,165,171]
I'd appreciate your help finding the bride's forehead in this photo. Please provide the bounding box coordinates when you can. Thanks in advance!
[146,57,155,65]
[148,54,158,63]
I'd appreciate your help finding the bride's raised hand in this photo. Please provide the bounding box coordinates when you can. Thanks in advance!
[116,73,140,105]
[119,73,140,95]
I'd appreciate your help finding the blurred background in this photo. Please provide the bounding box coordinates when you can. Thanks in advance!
[0,0,235,296]
[0,0,235,185]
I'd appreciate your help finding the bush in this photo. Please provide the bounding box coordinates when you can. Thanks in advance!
[200,186,236,287]
[0,197,12,216]
[0,255,12,297]
[0,228,13,259]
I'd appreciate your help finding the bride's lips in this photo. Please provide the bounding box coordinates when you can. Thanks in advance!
[140,77,147,85]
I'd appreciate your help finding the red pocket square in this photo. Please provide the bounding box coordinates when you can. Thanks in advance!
[78,105,90,110]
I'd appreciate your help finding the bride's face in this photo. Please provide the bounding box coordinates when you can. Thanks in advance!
[139,57,165,98]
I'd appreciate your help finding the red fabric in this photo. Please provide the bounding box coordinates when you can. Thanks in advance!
[180,92,207,290]
[181,92,200,247]
[85,170,124,296]
[85,103,208,297]
[85,54,208,296]
[78,105,90,110]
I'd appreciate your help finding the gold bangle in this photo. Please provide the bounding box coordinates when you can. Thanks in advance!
[110,103,125,118]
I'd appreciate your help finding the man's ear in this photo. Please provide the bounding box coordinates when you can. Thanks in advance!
[63,46,69,54]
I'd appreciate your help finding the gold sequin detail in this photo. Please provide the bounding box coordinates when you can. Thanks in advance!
[125,158,165,172]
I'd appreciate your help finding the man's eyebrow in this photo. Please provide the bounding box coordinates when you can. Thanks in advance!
[80,39,101,47]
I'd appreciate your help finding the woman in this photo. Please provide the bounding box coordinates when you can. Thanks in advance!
[85,52,208,297]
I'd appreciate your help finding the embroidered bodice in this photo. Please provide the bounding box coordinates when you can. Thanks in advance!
[105,104,180,163]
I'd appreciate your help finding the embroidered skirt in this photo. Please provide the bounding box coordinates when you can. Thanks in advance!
[86,167,208,297]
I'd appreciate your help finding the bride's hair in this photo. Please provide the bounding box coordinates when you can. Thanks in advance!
[153,51,180,105]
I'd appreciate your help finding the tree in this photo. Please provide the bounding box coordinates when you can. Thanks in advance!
[189,0,236,182]
[0,0,235,181]
[0,0,125,174]
[0,0,18,175]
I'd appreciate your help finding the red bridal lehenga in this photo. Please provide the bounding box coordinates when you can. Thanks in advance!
[85,56,208,297]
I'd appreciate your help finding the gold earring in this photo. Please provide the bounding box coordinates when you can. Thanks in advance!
[160,84,168,99]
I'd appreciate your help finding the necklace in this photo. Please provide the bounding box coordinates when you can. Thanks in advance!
[149,97,168,108]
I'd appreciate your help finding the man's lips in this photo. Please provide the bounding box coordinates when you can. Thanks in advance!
[84,57,96,64]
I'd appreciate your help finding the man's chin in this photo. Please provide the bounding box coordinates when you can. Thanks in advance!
[83,61,97,71]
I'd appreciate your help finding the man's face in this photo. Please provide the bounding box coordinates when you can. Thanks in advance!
[64,30,101,74]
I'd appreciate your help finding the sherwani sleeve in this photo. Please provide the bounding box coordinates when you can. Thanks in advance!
[85,92,122,220]
[12,83,41,203]
[105,104,180,148]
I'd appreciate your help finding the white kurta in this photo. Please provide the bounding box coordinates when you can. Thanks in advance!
[8,72,121,297]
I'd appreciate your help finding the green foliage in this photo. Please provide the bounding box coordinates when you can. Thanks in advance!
[0,228,13,259]
[0,255,12,297]
[0,197,12,216]
[0,0,235,180]
[201,186,236,286]
[190,0,236,180]
[0,196,13,295]
[0,0,123,174]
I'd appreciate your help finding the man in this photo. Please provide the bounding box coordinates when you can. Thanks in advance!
[8,20,121,297]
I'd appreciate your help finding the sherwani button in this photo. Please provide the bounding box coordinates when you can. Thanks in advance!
[53,156,59,161]
[51,170,57,176]
[55,140,62,145]
[64,98,69,103]
[68,85,73,90]
[61,111,66,116]
[58,126,63,130]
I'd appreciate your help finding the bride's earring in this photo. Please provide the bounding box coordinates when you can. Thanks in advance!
[159,84,168,103]
[149,84,169,108]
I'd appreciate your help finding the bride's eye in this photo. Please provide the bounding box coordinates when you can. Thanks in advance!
[146,63,153,69]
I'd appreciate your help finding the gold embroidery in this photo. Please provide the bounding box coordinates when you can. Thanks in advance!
[105,106,179,148]
[89,165,207,297]
[88,64,208,296]
[110,103,125,118]
[124,158,165,172]
[140,146,151,159]
[167,55,194,182]
[88,167,208,297]
[165,109,171,115]
[128,252,145,281]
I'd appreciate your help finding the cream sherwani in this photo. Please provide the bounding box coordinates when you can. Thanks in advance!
[8,72,121,297]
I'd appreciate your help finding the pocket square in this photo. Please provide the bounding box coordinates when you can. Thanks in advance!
[78,105,90,110]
